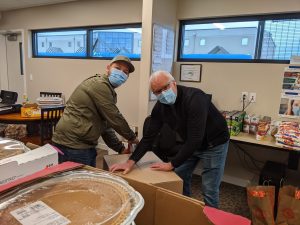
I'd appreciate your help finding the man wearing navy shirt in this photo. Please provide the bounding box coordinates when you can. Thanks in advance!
[110,70,229,208]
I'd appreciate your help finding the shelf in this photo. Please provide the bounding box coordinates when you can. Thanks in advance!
[193,163,255,187]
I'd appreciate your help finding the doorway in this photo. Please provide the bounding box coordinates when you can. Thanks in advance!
[0,30,25,103]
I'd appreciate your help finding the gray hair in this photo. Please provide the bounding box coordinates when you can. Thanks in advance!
[149,70,174,84]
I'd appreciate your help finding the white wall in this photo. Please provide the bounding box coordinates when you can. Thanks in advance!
[0,0,142,126]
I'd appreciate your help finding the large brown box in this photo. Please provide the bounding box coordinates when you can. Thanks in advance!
[86,166,211,225]
[103,151,183,193]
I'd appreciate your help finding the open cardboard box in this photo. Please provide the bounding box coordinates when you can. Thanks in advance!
[103,151,183,193]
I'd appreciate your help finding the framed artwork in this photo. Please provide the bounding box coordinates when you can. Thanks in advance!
[180,64,202,82]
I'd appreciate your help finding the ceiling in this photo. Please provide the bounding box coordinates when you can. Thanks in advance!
[0,0,79,12]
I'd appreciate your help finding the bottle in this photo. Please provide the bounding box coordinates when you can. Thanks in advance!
[22,94,29,105]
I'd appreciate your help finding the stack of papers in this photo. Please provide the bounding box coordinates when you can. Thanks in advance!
[36,97,63,107]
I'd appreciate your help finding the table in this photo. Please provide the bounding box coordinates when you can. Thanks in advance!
[0,113,41,124]
[230,132,300,170]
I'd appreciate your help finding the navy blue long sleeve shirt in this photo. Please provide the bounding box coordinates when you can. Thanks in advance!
[129,85,229,168]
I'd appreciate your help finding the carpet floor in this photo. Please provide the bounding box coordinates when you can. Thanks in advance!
[191,174,251,219]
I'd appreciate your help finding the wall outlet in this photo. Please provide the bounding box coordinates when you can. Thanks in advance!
[249,92,256,103]
[29,74,33,80]
[241,92,248,102]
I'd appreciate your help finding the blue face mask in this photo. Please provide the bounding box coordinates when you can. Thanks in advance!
[108,68,128,88]
[157,88,177,105]
[292,106,300,116]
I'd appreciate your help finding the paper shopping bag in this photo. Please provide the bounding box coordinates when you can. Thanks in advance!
[276,185,300,225]
[247,186,275,225]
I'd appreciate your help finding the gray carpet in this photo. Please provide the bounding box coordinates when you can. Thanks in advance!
[191,174,251,219]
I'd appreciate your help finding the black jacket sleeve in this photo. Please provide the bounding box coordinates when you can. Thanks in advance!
[101,128,125,153]
[129,105,163,162]
[170,93,209,167]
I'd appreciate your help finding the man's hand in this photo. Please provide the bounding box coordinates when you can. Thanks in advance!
[109,160,135,174]
[150,162,174,171]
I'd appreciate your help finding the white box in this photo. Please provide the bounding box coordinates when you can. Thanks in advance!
[0,144,58,185]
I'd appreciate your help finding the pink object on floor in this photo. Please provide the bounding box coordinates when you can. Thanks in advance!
[203,206,251,225]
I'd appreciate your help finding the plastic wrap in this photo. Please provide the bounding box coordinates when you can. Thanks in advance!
[0,138,30,160]
[0,170,144,225]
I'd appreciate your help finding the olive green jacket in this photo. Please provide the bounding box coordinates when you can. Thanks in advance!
[52,74,136,151]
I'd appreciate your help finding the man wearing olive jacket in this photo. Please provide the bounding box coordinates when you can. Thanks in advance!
[52,55,138,167]
[110,70,229,208]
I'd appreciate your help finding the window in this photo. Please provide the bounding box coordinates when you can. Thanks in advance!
[32,24,142,59]
[200,38,206,46]
[91,27,141,59]
[184,39,190,46]
[178,13,300,63]
[261,19,300,60]
[33,30,87,57]
[241,37,248,46]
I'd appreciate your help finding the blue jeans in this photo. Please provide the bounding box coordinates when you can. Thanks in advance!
[52,143,97,167]
[174,141,229,208]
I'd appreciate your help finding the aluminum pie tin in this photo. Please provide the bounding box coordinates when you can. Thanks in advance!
[0,170,144,225]
[0,138,29,160]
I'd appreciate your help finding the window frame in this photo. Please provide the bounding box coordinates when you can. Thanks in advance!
[178,12,300,63]
[32,23,142,60]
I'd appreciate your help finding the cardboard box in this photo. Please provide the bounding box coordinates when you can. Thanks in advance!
[103,151,183,194]
[21,103,41,118]
[0,144,58,185]
[123,175,211,225]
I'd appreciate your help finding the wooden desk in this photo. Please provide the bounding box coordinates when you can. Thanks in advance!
[0,113,41,124]
[231,132,280,150]
[230,132,300,170]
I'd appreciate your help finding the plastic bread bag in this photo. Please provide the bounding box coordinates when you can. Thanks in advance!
[0,138,30,160]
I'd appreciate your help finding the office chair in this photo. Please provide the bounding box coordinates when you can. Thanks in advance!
[40,106,65,145]
[40,92,62,98]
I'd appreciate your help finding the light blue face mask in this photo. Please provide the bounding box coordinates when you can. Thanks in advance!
[292,106,300,116]
[108,68,128,88]
[157,88,177,105]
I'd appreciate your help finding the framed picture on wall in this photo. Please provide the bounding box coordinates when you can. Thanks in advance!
[180,64,202,82]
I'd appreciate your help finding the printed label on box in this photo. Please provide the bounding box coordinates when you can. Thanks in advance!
[10,201,70,225]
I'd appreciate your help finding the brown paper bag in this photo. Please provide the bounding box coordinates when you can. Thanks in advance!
[276,185,300,225]
[247,186,275,225]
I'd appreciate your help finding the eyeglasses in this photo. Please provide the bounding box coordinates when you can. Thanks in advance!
[152,80,173,96]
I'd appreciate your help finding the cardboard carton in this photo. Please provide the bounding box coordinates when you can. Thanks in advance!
[21,103,41,118]
[0,144,58,185]
[103,151,183,193]
[231,111,246,136]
